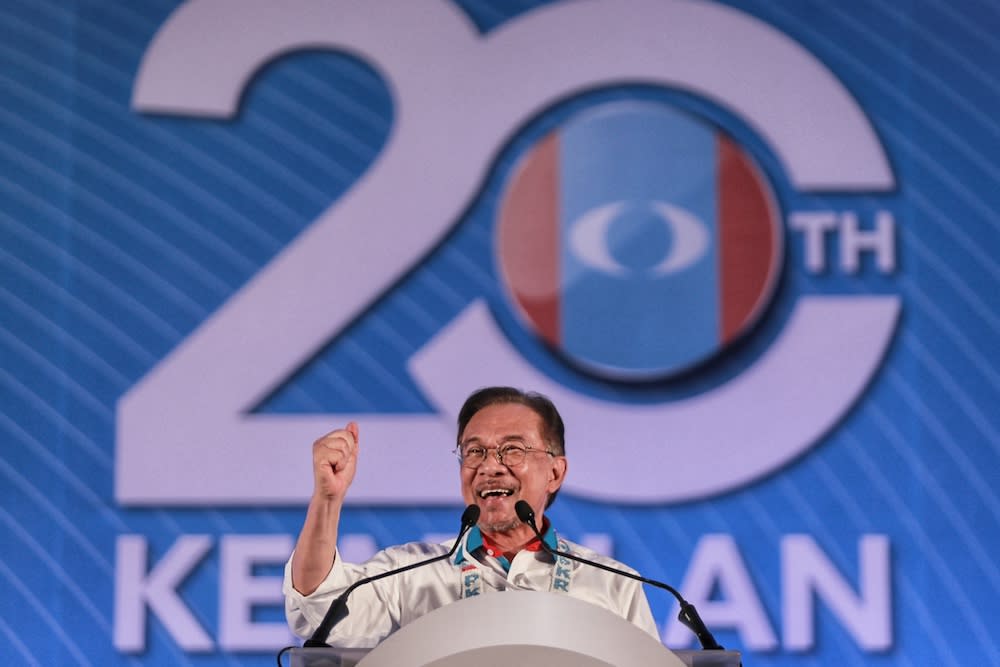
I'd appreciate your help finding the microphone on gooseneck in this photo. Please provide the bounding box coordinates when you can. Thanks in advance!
[514,500,723,651]
[303,504,481,647]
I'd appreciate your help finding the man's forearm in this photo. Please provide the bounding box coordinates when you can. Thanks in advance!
[290,496,342,596]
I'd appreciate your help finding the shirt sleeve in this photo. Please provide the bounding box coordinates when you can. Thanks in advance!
[620,575,660,639]
[283,541,451,648]
[283,547,399,648]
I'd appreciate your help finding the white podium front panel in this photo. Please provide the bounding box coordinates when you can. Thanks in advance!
[360,591,684,667]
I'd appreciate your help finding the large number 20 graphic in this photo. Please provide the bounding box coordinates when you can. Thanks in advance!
[118,0,898,506]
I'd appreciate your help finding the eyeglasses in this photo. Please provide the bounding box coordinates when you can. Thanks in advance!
[454,442,555,469]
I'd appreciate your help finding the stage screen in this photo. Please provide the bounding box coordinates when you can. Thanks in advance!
[1,1,997,665]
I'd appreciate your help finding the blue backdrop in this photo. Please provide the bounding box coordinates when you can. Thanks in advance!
[1,1,998,665]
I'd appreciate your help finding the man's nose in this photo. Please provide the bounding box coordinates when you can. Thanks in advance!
[477,448,506,472]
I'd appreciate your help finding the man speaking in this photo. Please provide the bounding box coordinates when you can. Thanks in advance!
[283,386,658,647]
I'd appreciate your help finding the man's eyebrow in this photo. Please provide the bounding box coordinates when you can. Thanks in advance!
[459,434,528,446]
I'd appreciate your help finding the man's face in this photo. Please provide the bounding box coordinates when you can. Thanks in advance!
[458,402,567,535]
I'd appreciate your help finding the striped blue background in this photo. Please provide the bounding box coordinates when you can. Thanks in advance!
[1,1,998,665]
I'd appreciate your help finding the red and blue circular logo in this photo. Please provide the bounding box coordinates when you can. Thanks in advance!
[496,101,782,380]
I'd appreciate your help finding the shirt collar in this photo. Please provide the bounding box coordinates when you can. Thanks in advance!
[454,516,558,565]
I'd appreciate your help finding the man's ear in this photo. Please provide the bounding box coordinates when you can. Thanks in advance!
[548,455,568,492]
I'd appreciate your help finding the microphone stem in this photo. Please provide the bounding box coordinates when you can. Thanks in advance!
[304,508,478,647]
[516,501,723,651]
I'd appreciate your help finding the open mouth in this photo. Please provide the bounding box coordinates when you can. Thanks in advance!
[478,488,514,499]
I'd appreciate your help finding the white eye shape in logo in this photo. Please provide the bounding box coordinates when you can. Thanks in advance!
[569,200,710,277]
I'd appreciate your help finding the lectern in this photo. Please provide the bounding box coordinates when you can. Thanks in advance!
[289,591,741,666]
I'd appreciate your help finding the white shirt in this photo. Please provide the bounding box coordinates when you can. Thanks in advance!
[283,525,659,647]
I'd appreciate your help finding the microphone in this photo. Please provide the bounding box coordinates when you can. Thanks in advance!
[303,504,481,647]
[514,500,723,651]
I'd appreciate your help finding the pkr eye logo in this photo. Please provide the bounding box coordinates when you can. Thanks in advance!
[570,200,710,278]
[119,0,899,506]
[497,101,781,380]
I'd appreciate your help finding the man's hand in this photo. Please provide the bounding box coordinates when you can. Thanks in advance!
[312,422,359,502]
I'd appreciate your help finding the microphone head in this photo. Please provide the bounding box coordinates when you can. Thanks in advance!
[461,504,481,528]
[514,500,536,526]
